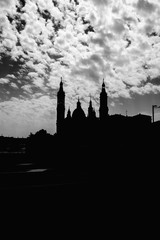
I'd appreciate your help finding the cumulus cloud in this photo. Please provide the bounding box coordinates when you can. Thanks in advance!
[1,0,160,136]
[0,78,10,84]
[75,0,160,98]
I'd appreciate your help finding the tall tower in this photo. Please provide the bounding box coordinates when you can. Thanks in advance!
[57,78,65,135]
[99,79,109,120]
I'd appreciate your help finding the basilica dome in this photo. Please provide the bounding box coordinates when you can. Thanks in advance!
[72,99,86,120]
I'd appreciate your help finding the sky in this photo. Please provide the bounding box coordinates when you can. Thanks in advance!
[0,0,160,137]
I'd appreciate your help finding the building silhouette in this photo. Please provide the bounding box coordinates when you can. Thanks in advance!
[99,79,109,121]
[57,78,65,135]
[56,78,152,145]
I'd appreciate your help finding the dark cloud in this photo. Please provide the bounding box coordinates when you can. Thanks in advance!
[90,0,110,6]
[122,15,137,24]
[18,0,25,8]
[72,64,100,83]
[72,0,79,5]
[147,31,159,37]
[147,75,160,86]
[81,17,95,34]
[16,0,26,13]
[47,52,63,60]
[85,24,95,34]
[0,54,23,78]
[0,54,47,101]
[90,54,103,66]
[112,19,125,34]
[135,0,156,14]
[52,20,64,34]
[7,14,26,33]
[125,38,132,48]
[91,36,105,47]
[41,10,52,22]
[37,7,52,22]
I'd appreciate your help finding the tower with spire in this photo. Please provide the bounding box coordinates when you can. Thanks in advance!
[99,79,109,121]
[56,78,65,135]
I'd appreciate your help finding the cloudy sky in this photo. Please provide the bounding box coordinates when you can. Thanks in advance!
[0,0,160,137]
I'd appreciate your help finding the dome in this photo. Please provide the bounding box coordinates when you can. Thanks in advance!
[72,99,86,120]
[72,108,86,120]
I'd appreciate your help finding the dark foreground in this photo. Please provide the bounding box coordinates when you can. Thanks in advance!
[0,147,159,238]
[0,142,158,195]
[0,126,159,236]
[0,151,88,193]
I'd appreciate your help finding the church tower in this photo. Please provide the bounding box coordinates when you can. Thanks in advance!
[99,79,109,121]
[57,78,65,135]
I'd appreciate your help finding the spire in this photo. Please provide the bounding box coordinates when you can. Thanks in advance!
[57,77,65,97]
[67,107,71,119]
[58,77,64,94]
[89,94,92,107]
[99,78,109,119]
[60,77,63,89]
[102,78,105,88]
[57,77,65,135]
[77,97,81,108]
[88,95,96,119]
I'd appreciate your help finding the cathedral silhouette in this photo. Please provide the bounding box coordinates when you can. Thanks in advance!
[56,78,151,146]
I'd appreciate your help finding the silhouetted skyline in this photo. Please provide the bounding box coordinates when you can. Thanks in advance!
[56,78,152,139]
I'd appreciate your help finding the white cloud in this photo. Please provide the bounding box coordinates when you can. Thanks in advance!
[1,0,160,99]
[10,82,18,89]
[21,84,33,94]
[0,78,10,84]
[6,74,16,79]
